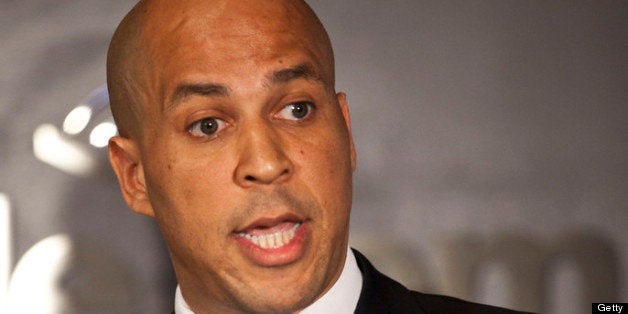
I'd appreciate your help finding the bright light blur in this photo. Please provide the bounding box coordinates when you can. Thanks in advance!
[548,260,582,314]
[89,121,117,148]
[477,263,512,309]
[7,234,73,314]
[62,105,92,135]
[0,193,10,314]
[33,124,96,176]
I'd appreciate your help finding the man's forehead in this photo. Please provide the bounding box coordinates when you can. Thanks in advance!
[136,3,330,82]
[139,0,310,34]
[136,0,328,71]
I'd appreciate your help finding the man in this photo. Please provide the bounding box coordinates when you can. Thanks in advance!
[107,0,532,313]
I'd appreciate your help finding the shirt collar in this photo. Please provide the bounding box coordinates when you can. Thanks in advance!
[174,247,363,313]
[174,285,194,314]
[299,247,363,313]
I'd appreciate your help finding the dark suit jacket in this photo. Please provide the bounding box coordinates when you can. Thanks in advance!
[352,249,534,314]
[174,249,535,313]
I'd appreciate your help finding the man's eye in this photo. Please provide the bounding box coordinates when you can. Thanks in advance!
[189,117,226,137]
[277,102,313,121]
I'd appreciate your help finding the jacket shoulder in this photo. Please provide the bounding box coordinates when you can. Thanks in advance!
[410,292,534,314]
[352,249,535,314]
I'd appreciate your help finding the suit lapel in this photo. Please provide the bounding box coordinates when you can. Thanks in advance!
[352,248,426,314]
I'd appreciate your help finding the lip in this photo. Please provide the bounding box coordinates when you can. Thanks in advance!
[233,215,309,267]
[234,213,305,233]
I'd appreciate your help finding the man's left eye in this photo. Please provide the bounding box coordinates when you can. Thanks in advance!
[276,102,313,121]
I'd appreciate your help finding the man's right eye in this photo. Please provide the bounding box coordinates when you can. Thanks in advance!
[188,117,226,138]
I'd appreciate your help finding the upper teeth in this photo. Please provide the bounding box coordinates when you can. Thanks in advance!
[239,223,300,249]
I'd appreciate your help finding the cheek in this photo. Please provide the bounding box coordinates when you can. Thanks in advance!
[143,143,237,229]
[145,154,239,262]
[306,124,353,179]
[296,127,353,209]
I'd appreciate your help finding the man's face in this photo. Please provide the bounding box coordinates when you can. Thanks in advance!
[111,2,356,312]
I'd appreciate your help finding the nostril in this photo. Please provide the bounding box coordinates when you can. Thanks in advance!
[245,175,256,181]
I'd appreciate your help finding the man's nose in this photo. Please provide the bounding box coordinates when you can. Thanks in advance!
[234,121,293,187]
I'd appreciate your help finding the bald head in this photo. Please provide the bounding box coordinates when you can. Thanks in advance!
[107,0,334,139]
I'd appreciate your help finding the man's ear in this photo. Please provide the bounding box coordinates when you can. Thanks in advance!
[108,136,155,217]
[337,92,357,171]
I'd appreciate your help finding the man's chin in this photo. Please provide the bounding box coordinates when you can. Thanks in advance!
[228,262,334,313]
[222,280,321,314]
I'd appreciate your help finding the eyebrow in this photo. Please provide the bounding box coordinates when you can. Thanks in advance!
[167,62,323,111]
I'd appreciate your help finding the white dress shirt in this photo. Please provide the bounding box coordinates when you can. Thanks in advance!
[175,247,363,313]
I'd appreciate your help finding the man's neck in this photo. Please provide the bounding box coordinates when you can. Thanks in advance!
[174,247,363,313]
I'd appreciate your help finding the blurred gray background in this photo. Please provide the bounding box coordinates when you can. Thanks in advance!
[1,1,626,313]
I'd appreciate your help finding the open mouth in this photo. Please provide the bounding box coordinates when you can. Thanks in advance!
[238,222,301,249]
[233,214,309,266]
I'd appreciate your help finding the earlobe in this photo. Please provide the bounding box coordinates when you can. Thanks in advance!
[108,136,155,217]
[337,92,357,171]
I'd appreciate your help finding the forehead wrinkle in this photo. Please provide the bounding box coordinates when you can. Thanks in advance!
[267,62,324,86]
[167,82,232,112]
[166,61,326,113]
